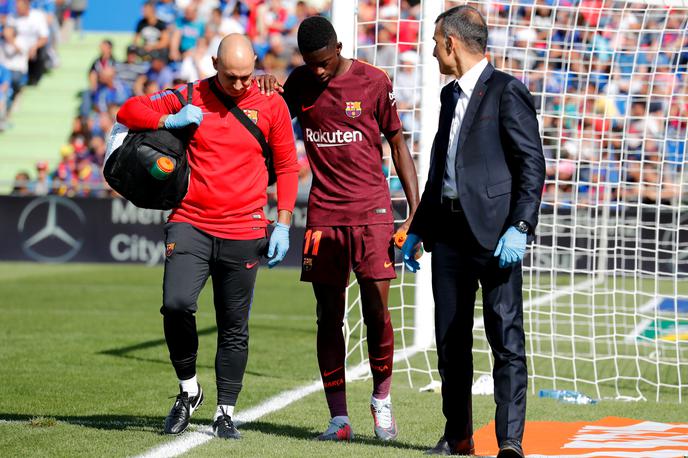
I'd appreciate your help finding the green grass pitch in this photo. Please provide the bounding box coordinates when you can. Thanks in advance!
[0,263,685,457]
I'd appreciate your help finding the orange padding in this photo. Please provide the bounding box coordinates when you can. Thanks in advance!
[474,416,688,457]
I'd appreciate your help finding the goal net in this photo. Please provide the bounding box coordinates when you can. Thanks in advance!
[335,0,688,403]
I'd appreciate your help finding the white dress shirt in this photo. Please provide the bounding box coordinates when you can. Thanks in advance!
[442,58,489,199]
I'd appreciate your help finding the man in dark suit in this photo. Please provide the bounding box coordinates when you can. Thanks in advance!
[402,6,545,457]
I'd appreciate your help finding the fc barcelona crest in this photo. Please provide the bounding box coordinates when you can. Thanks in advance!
[345,101,362,118]
[243,109,259,124]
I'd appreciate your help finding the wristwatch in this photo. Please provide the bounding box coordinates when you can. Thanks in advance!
[514,220,530,234]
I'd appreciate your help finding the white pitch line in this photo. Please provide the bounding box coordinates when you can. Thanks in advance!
[135,347,421,458]
[133,381,322,458]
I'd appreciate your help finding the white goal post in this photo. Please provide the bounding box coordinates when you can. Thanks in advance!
[333,0,688,403]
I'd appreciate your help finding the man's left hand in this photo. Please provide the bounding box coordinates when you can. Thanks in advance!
[493,226,527,268]
[255,73,283,95]
[267,222,290,268]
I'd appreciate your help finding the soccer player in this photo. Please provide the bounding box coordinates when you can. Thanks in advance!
[262,16,420,441]
[116,34,299,440]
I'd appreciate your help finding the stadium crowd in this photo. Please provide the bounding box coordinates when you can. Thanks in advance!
[7,0,688,207]
[492,3,687,207]
[0,0,84,131]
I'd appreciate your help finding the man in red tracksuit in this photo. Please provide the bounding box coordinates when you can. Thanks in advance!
[117,34,299,440]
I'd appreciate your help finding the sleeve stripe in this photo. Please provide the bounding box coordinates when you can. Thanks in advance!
[149,90,174,102]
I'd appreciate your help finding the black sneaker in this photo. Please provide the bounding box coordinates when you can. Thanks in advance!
[213,407,241,440]
[163,383,204,435]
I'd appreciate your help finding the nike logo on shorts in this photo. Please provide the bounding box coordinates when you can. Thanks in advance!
[302,104,315,112]
[384,261,393,268]
[323,366,343,377]
[245,261,259,269]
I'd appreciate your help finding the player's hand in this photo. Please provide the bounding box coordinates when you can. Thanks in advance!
[164,105,203,129]
[267,222,290,268]
[493,226,527,268]
[398,217,412,235]
[255,73,283,95]
[401,233,422,273]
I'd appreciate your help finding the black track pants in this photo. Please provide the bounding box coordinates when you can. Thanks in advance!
[160,222,266,405]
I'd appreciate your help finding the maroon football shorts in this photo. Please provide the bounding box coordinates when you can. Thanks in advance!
[300,224,396,287]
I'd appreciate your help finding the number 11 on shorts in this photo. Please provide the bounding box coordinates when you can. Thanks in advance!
[303,230,322,256]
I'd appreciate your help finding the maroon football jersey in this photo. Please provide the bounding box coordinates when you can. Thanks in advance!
[283,59,402,226]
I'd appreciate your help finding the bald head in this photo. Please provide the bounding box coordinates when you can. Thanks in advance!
[217,34,255,68]
[213,34,256,97]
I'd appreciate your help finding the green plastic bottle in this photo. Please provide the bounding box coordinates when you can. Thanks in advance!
[150,156,175,180]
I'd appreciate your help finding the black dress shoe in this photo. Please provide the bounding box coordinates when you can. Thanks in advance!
[497,439,524,458]
[425,436,475,455]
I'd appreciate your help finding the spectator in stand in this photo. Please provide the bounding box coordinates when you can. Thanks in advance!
[623,139,682,205]
[0,0,13,24]
[216,4,245,36]
[9,0,49,85]
[31,160,51,195]
[135,50,174,95]
[0,25,28,108]
[156,0,178,25]
[54,0,69,29]
[88,134,106,167]
[263,0,296,36]
[0,61,10,130]
[169,3,204,62]
[179,35,214,82]
[116,44,150,97]
[69,0,87,38]
[92,66,128,114]
[142,77,160,95]
[206,7,243,57]
[11,171,31,196]
[88,39,115,97]
[397,0,419,53]
[73,152,103,197]
[30,0,60,69]
[50,143,75,196]
[134,0,170,61]
[96,103,117,138]
[395,50,420,131]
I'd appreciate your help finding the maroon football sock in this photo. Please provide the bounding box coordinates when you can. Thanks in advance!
[317,323,348,417]
[366,304,394,399]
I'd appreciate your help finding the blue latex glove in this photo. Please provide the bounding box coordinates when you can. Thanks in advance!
[267,222,290,268]
[493,226,527,268]
[401,233,422,273]
[163,105,203,129]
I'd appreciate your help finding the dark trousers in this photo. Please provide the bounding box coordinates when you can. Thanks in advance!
[431,208,526,444]
[161,222,267,405]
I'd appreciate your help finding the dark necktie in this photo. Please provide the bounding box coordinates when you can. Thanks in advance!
[451,81,461,108]
[435,82,462,191]
[441,81,462,144]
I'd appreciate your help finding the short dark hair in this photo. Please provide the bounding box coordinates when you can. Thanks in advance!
[297,16,337,54]
[435,6,488,55]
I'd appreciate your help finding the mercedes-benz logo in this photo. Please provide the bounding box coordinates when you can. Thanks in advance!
[17,196,86,262]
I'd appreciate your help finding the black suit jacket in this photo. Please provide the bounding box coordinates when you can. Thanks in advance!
[410,63,545,251]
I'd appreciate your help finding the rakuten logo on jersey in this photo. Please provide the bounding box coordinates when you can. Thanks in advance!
[305,128,363,148]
